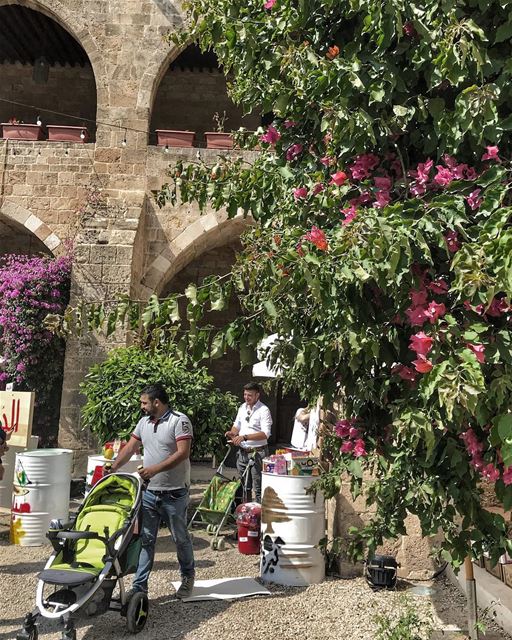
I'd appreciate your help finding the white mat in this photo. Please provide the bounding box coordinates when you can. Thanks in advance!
[170,577,270,602]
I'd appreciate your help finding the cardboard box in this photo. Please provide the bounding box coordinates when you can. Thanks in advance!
[289,456,320,476]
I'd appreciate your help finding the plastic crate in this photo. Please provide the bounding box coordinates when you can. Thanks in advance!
[365,555,398,590]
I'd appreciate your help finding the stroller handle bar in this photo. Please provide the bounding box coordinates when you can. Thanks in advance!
[57,530,101,541]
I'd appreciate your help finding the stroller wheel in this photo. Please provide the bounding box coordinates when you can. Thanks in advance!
[126,592,149,633]
[217,537,226,551]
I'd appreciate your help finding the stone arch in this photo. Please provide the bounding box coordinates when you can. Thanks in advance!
[0,201,64,255]
[141,212,251,296]
[136,39,185,122]
[0,0,106,114]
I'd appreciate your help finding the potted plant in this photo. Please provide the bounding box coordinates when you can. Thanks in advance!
[155,129,195,148]
[47,125,89,143]
[205,111,233,149]
[1,118,44,141]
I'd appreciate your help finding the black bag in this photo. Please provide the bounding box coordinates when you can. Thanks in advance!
[365,554,398,590]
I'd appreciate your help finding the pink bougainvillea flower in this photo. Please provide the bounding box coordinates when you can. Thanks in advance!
[412,355,433,373]
[465,188,483,211]
[353,439,367,457]
[481,145,499,162]
[374,175,393,191]
[341,205,358,226]
[503,466,512,486]
[349,153,380,180]
[335,419,355,438]
[375,190,391,208]
[482,463,500,482]
[406,304,428,326]
[320,155,334,167]
[304,225,328,251]
[259,125,281,145]
[284,120,297,128]
[486,297,508,317]
[428,278,449,294]
[349,427,361,439]
[293,186,308,200]
[410,288,429,307]
[263,0,276,9]
[403,21,418,38]
[425,301,446,323]
[392,364,417,382]
[434,166,454,187]
[330,170,348,186]
[312,182,324,195]
[467,343,485,364]
[409,331,434,356]
[340,440,354,453]
[445,230,461,253]
[286,143,303,162]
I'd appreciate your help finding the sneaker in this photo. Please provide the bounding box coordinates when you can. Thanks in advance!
[176,576,195,599]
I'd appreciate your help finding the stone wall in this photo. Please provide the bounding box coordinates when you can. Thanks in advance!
[0,62,97,136]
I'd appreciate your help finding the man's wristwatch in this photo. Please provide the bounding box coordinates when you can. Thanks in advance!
[243,436,248,442]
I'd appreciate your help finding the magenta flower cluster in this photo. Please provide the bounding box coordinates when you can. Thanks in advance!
[335,418,367,457]
[0,253,71,438]
[460,428,512,485]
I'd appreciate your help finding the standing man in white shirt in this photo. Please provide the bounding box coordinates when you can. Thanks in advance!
[225,382,272,503]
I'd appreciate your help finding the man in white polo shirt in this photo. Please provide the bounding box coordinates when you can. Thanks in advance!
[108,382,195,600]
[225,382,272,503]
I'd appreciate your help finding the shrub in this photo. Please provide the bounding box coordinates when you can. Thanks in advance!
[80,345,238,459]
[0,253,71,445]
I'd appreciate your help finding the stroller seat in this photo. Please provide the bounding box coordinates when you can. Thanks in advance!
[40,503,129,586]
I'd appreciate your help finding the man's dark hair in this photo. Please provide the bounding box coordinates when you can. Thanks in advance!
[243,381,261,393]
[141,383,169,405]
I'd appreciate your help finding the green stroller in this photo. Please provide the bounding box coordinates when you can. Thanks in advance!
[17,473,146,640]
[188,446,253,550]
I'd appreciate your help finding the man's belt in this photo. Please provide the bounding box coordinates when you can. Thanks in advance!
[240,446,266,454]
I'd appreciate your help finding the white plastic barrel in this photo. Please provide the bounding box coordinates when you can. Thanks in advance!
[260,473,325,586]
[10,449,73,546]
[86,454,143,493]
[0,435,38,509]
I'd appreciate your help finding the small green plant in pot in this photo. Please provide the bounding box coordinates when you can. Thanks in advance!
[80,345,238,460]
[205,111,233,149]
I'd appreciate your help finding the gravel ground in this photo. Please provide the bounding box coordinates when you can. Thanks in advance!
[1,483,511,640]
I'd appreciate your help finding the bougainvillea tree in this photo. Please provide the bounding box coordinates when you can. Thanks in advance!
[58,0,512,565]
[0,254,71,444]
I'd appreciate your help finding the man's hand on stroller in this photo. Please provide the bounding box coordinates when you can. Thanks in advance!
[225,429,243,447]
[138,465,157,481]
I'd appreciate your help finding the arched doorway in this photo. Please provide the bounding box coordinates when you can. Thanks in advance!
[149,44,260,146]
[160,242,302,446]
[0,4,97,139]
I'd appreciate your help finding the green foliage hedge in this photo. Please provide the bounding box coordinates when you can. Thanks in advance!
[80,346,238,460]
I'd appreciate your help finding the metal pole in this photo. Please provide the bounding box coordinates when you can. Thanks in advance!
[465,555,479,639]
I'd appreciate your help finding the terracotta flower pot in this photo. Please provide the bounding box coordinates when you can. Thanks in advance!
[1,123,44,141]
[205,132,234,150]
[156,130,195,148]
[47,125,89,143]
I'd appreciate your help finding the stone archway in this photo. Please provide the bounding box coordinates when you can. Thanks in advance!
[0,0,104,133]
[141,211,251,296]
[0,202,64,255]
[0,0,106,87]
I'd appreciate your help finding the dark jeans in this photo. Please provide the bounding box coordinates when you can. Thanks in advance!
[236,447,268,503]
[133,488,195,593]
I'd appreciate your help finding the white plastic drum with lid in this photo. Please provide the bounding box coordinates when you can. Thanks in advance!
[260,472,325,586]
[11,448,73,546]
[86,454,143,493]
